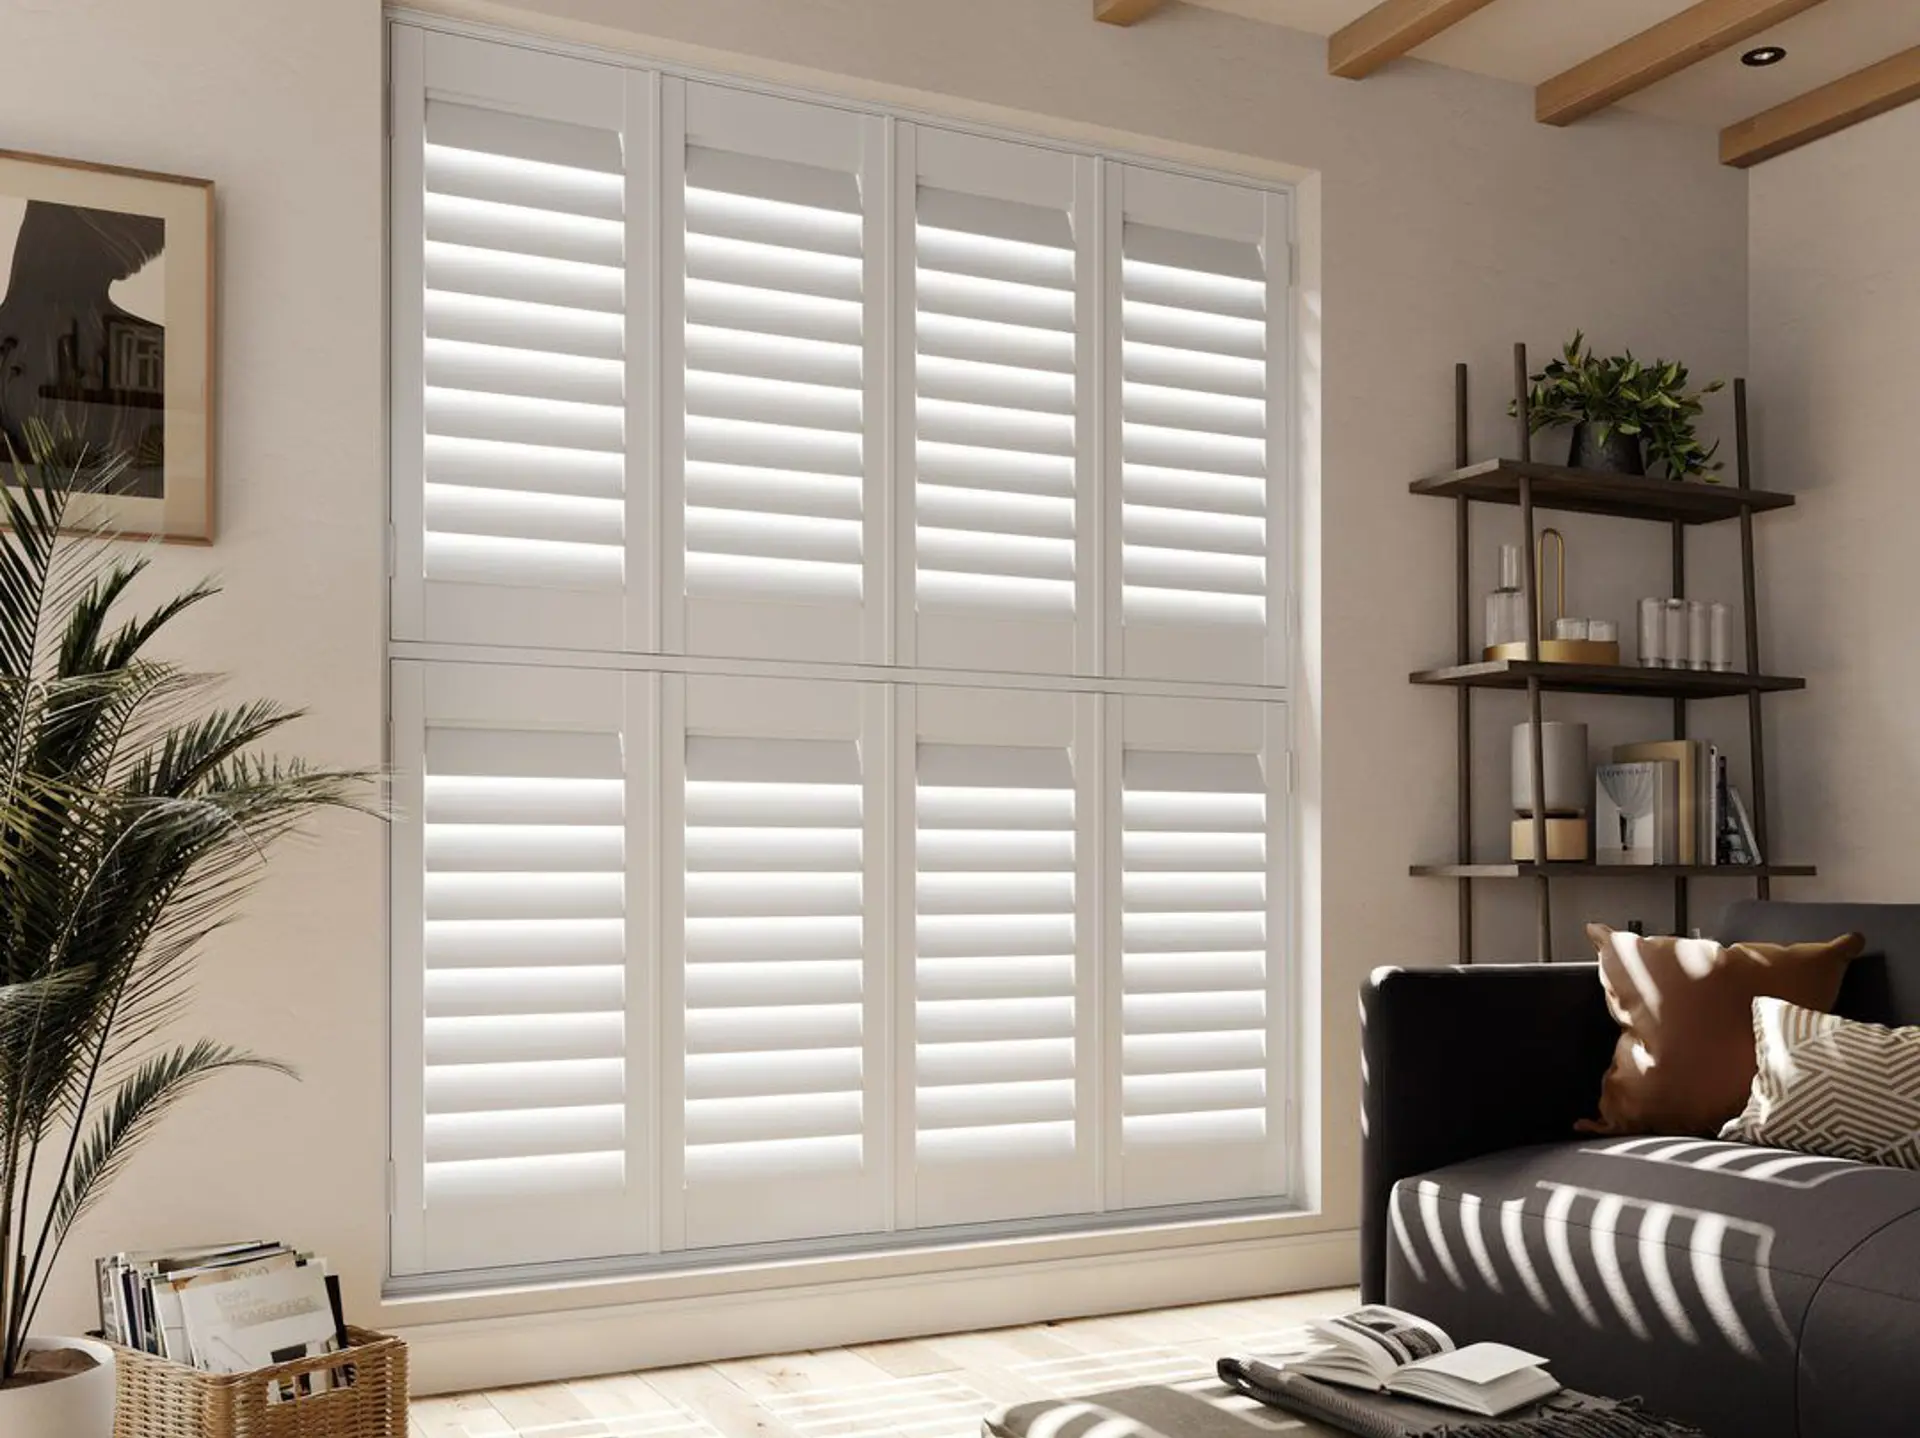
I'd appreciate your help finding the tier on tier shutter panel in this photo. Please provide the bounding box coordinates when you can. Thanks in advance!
[1109,167,1287,685]
[903,127,1096,675]
[662,674,889,1247]
[663,83,886,664]
[1106,695,1289,1209]
[392,29,654,652]
[390,660,654,1275]
[896,686,1098,1228]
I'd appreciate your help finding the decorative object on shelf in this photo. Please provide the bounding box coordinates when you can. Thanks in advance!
[1638,598,1664,667]
[1710,602,1733,672]
[1596,760,1678,865]
[1511,720,1590,862]
[1514,331,1726,482]
[1483,541,1527,652]
[1484,527,1621,665]
[0,149,216,542]
[1636,595,1739,670]
[0,423,369,1436]
[1511,721,1589,817]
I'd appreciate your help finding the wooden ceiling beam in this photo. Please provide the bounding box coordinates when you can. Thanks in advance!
[1329,0,1502,80]
[1721,44,1920,166]
[1537,0,1828,127]
[1095,0,1170,25]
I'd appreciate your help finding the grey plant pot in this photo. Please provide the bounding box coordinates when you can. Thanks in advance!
[1567,422,1646,476]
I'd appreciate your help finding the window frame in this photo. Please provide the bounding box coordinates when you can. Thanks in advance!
[387,12,1303,1286]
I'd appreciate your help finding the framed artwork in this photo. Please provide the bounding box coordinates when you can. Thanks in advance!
[0,149,215,543]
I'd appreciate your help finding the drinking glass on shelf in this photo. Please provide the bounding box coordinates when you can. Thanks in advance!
[1663,599,1688,669]
[1710,602,1733,672]
[1639,598,1663,667]
[1688,600,1710,671]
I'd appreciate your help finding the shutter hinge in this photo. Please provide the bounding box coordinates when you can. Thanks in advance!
[386,1160,397,1216]
[1287,241,1299,289]
[384,83,392,141]
[386,522,396,581]
[1285,749,1296,797]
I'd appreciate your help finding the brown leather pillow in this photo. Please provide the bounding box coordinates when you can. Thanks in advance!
[1578,923,1865,1137]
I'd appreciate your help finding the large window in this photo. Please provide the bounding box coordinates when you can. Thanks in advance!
[388,21,1296,1279]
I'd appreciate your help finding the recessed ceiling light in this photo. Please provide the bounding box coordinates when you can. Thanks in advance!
[1742,46,1788,67]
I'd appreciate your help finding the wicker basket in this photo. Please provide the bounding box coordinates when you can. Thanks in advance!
[112,1326,406,1438]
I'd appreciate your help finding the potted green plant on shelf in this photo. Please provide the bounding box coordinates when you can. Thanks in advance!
[0,422,369,1438]
[1517,331,1726,481]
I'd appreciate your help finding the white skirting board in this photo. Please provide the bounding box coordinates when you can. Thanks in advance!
[394,1226,1359,1394]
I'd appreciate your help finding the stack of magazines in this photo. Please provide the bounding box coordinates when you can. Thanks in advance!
[97,1242,348,1397]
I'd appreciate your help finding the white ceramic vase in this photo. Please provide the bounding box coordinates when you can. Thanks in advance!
[0,1336,115,1438]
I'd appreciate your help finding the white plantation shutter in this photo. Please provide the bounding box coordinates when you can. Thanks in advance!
[392,30,647,651]
[908,129,1094,674]
[390,661,652,1275]
[903,686,1096,1228]
[667,84,885,663]
[1115,168,1287,684]
[391,25,1298,1280]
[1111,696,1287,1208]
[664,675,888,1247]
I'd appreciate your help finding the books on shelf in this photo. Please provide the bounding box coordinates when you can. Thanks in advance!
[97,1242,347,1400]
[1231,1304,1561,1419]
[1597,739,1764,867]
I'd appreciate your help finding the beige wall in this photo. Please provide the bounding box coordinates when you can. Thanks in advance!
[0,0,389,1335]
[1750,104,1920,902]
[4,0,1754,1358]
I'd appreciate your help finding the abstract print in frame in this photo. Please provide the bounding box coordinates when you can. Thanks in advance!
[0,149,215,542]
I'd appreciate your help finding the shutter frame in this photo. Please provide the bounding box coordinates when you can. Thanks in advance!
[392,659,653,1274]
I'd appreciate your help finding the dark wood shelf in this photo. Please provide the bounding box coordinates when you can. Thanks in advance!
[1411,862,1818,880]
[1411,460,1796,524]
[1410,659,1806,699]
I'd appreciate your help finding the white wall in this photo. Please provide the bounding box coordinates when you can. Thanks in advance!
[0,0,389,1336]
[2,0,1755,1371]
[1750,104,1920,902]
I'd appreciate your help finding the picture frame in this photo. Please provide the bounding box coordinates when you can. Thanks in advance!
[0,148,216,543]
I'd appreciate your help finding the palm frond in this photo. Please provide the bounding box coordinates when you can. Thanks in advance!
[0,420,374,1375]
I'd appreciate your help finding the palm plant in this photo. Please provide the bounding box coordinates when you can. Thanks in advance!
[0,420,368,1382]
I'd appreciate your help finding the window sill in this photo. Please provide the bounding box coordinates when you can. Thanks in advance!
[381,1207,1356,1393]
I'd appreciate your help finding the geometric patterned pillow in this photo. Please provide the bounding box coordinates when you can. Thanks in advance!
[1719,996,1920,1169]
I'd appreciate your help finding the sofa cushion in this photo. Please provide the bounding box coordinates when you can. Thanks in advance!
[1722,997,1920,1169]
[1720,900,1920,1029]
[1579,924,1863,1137]
[1385,1137,1920,1438]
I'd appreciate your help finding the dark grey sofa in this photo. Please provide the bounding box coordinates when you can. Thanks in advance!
[1360,902,1920,1438]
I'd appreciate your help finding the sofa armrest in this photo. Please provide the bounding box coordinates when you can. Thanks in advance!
[1359,963,1616,1302]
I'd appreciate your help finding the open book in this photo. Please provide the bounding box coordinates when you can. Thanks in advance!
[1277,1306,1559,1418]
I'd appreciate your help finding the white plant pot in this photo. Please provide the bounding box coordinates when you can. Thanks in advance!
[0,1336,115,1438]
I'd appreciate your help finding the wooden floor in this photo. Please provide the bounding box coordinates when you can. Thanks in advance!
[410,1287,1357,1438]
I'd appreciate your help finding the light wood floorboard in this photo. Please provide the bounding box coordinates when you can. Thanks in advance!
[411,1287,1358,1438]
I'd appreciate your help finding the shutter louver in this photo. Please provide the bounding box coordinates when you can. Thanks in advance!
[1117,170,1284,684]
[671,675,886,1248]
[672,85,880,663]
[418,98,629,641]
[915,194,1076,616]
[1114,696,1286,1208]
[423,725,628,1206]
[915,745,1077,1154]
[910,131,1089,674]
